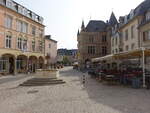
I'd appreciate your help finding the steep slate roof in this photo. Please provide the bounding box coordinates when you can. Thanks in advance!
[134,0,150,16]
[85,20,107,32]
[109,12,118,26]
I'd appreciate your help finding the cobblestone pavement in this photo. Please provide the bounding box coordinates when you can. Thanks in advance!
[0,74,33,84]
[0,67,150,113]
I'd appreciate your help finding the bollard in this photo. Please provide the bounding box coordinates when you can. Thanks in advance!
[83,75,85,84]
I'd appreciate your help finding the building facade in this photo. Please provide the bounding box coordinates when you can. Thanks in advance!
[111,0,150,54]
[77,13,118,68]
[111,24,123,54]
[110,0,150,69]
[138,1,150,69]
[57,49,77,65]
[0,0,45,75]
[45,35,57,66]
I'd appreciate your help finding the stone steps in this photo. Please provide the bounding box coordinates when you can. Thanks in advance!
[19,78,65,87]
[27,78,62,82]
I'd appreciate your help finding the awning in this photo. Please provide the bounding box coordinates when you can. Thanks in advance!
[114,48,150,88]
[91,48,150,87]
[92,54,114,62]
[114,48,150,59]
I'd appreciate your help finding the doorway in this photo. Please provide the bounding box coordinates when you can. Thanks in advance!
[9,57,15,74]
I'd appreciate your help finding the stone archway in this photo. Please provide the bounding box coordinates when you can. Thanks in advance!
[17,55,28,73]
[2,54,15,74]
[29,56,38,73]
[39,56,44,69]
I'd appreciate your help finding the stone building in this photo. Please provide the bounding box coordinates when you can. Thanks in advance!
[57,49,77,65]
[111,0,150,54]
[138,0,150,69]
[138,0,150,48]
[45,35,57,66]
[0,0,45,75]
[111,24,123,54]
[77,12,118,68]
[110,0,150,69]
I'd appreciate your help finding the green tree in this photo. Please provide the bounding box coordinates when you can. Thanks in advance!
[63,56,70,65]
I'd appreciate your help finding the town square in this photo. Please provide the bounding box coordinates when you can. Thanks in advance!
[0,0,150,113]
[0,67,149,113]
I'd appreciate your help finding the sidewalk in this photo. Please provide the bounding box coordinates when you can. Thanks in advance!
[0,73,33,85]
[0,67,150,113]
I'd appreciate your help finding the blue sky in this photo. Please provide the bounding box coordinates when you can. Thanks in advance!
[15,0,143,49]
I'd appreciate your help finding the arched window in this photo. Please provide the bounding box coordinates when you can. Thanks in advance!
[5,32,12,48]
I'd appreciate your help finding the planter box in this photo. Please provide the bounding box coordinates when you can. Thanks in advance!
[36,69,59,78]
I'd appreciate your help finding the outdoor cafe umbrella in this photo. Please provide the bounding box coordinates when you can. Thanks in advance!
[114,47,150,88]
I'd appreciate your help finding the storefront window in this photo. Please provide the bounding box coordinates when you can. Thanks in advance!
[0,60,8,72]
[16,60,23,70]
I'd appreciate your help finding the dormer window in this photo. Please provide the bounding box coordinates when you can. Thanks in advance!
[31,13,36,20]
[146,11,150,21]
[12,3,18,11]
[130,9,134,19]
[18,5,24,14]
[6,0,13,8]
[3,0,43,24]
[0,0,6,5]
[124,16,128,24]
[27,11,32,18]
[35,15,39,22]
[39,17,44,23]
[23,8,28,16]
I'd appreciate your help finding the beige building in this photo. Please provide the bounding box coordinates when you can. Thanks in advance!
[77,13,118,68]
[110,0,150,70]
[139,11,150,48]
[138,3,150,69]
[0,0,45,75]
[119,17,140,52]
[111,0,150,54]
[111,24,122,54]
[111,14,140,54]
[45,35,57,66]
[57,49,77,65]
